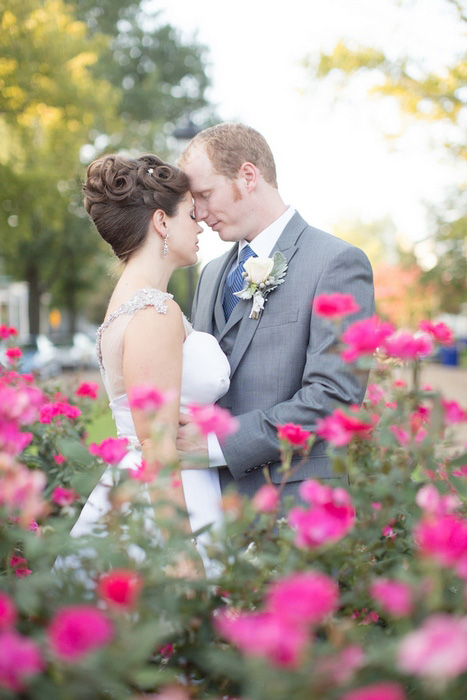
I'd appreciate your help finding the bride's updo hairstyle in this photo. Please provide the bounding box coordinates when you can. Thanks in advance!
[83,153,190,262]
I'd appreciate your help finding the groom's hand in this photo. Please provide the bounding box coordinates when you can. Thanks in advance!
[177,413,209,470]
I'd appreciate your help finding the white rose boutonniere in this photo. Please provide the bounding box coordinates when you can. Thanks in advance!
[234,251,288,319]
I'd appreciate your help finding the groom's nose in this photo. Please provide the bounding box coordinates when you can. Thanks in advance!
[194,202,208,222]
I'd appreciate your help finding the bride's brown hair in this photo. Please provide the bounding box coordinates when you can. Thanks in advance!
[83,153,190,262]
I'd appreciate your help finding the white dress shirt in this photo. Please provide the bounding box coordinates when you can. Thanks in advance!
[208,206,296,467]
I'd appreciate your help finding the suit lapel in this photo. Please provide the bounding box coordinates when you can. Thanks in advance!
[226,211,307,377]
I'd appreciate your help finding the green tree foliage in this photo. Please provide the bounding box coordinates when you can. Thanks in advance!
[0,0,213,334]
[306,1,467,314]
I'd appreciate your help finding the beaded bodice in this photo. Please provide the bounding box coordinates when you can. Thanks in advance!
[96,287,173,372]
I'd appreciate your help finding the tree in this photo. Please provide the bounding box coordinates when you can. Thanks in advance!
[305,0,467,314]
[0,0,119,334]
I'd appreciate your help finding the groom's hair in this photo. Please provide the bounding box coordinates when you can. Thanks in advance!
[181,123,278,188]
[83,154,189,263]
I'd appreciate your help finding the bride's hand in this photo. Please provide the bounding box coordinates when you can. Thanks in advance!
[176,414,209,470]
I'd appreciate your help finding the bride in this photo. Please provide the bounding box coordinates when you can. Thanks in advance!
[69,153,230,573]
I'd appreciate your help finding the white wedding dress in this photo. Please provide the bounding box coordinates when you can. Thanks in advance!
[69,287,230,574]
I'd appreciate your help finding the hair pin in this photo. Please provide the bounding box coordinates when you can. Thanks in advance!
[147,168,154,175]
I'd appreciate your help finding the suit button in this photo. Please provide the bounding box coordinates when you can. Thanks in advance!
[245,467,253,473]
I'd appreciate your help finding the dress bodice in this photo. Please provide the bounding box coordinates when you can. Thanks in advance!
[96,287,230,438]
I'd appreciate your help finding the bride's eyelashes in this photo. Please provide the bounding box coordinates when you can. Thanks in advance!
[190,212,196,220]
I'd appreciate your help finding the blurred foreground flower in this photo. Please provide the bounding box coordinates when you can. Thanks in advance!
[48,605,114,661]
[187,403,238,442]
[289,480,355,548]
[313,292,360,319]
[0,630,44,692]
[97,569,143,611]
[89,437,129,464]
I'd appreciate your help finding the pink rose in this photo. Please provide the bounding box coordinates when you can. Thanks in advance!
[75,381,99,399]
[418,320,453,345]
[89,437,129,464]
[289,480,355,548]
[340,682,406,700]
[266,571,338,626]
[414,514,467,568]
[97,569,143,610]
[187,403,238,442]
[313,293,360,319]
[441,400,466,424]
[0,630,44,691]
[252,484,279,513]
[397,614,467,679]
[128,384,173,412]
[340,316,395,363]
[48,604,114,661]
[5,347,22,362]
[316,408,373,447]
[0,325,18,340]
[0,592,17,631]
[382,331,433,361]
[214,609,308,668]
[51,486,79,507]
[369,578,413,617]
[53,454,66,464]
[277,422,312,449]
[129,458,160,482]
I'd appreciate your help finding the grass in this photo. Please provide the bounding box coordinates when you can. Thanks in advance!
[86,404,116,444]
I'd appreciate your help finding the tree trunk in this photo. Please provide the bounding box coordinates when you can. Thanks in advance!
[26,263,41,336]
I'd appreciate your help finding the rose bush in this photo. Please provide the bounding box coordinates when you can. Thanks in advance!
[0,305,466,699]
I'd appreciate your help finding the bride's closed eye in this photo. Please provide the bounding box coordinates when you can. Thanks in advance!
[190,212,196,220]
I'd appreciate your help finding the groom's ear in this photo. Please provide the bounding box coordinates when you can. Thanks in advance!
[151,209,169,237]
[238,162,258,193]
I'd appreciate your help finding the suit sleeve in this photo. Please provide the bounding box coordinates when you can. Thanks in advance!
[220,245,375,480]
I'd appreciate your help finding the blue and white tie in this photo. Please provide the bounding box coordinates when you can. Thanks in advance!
[222,244,256,320]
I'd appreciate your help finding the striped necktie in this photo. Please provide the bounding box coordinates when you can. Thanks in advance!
[222,244,256,320]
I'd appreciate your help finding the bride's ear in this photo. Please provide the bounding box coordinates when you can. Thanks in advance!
[151,209,169,239]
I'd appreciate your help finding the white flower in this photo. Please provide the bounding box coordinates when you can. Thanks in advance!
[243,257,274,285]
[234,251,288,320]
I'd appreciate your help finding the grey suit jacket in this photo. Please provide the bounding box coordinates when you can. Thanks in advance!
[191,212,375,497]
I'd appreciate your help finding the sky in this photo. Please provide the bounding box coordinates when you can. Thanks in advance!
[154,0,465,266]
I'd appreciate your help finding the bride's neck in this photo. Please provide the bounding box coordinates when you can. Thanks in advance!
[120,249,175,293]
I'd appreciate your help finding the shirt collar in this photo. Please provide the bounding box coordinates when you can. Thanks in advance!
[238,206,295,261]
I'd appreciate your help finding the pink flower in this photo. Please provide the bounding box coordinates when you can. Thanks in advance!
[214,609,309,668]
[382,331,433,361]
[0,461,47,525]
[75,382,99,399]
[128,384,173,412]
[266,571,338,626]
[414,514,467,568]
[51,486,79,507]
[0,325,18,340]
[39,401,81,424]
[0,630,44,691]
[48,604,114,661]
[340,316,395,363]
[369,578,413,617]
[397,614,467,680]
[89,437,129,464]
[129,458,160,482]
[415,484,460,516]
[313,293,360,319]
[382,524,396,539]
[53,454,66,465]
[277,422,312,449]
[365,383,385,405]
[252,484,280,513]
[442,400,466,424]
[419,320,454,345]
[453,464,467,478]
[97,569,143,610]
[319,645,365,684]
[315,408,373,447]
[289,480,355,548]
[187,403,238,442]
[352,609,379,625]
[390,424,426,447]
[5,347,22,362]
[158,643,174,659]
[0,421,33,455]
[0,593,17,631]
[340,682,407,700]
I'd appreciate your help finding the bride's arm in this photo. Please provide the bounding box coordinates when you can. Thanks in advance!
[122,299,189,521]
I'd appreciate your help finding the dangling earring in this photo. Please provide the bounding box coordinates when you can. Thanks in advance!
[163,233,169,258]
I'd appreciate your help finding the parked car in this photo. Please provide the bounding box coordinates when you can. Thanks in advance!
[54,332,99,370]
[0,334,62,378]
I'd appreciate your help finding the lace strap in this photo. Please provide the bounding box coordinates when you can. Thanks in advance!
[96,287,174,371]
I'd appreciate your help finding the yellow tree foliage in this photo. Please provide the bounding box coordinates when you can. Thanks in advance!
[374,262,437,327]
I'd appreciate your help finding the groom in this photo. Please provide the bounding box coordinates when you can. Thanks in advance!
[177,122,374,502]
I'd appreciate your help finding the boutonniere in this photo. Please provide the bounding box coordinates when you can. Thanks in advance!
[234,252,288,319]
